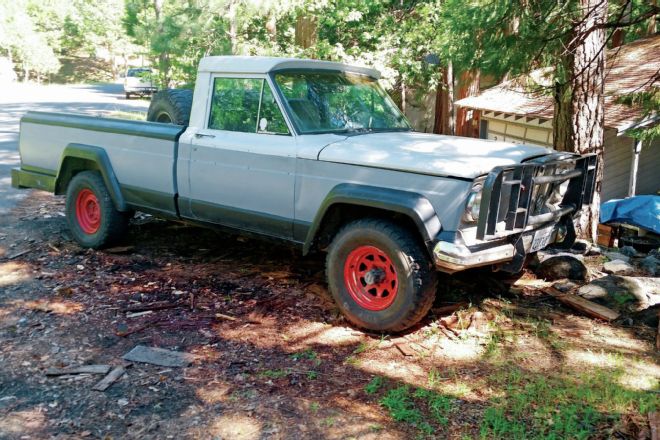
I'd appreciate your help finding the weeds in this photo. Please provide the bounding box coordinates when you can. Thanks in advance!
[365,376,386,394]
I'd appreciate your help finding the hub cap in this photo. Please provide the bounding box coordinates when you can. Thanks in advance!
[344,245,398,311]
[75,189,101,234]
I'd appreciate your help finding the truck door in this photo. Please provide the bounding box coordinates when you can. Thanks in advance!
[184,75,295,239]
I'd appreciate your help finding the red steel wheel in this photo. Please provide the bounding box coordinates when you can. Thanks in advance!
[75,188,101,234]
[343,245,398,311]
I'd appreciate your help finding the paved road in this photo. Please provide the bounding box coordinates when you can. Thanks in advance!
[0,82,150,214]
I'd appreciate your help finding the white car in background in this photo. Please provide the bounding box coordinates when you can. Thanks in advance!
[123,67,157,99]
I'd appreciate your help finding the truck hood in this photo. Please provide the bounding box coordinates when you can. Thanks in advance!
[317,131,553,180]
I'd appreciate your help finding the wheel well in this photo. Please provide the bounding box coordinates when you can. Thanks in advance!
[314,203,430,255]
[55,158,100,195]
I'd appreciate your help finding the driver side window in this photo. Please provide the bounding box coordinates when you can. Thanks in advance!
[208,77,289,135]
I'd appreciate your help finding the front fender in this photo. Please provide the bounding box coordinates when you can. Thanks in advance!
[303,183,442,254]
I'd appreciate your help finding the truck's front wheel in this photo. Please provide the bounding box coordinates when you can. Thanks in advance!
[65,171,130,249]
[326,219,437,332]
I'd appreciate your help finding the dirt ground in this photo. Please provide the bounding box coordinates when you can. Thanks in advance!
[1,191,658,440]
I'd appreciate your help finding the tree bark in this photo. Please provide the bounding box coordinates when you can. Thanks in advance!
[553,0,607,242]
[295,15,318,49]
[455,69,480,137]
[433,63,454,135]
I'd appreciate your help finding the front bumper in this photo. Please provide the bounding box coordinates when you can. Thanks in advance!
[432,152,596,273]
[433,225,561,273]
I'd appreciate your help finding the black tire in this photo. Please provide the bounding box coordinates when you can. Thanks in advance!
[147,89,193,125]
[65,171,130,249]
[326,219,437,332]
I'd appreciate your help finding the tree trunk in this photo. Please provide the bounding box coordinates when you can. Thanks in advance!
[552,0,607,242]
[455,69,480,137]
[433,63,454,135]
[295,15,317,49]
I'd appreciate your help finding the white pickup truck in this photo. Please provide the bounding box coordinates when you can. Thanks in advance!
[12,56,597,331]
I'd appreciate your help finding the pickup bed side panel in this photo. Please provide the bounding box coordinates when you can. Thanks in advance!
[294,158,472,251]
[18,112,185,215]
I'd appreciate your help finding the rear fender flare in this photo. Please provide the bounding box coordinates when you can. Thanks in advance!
[55,143,127,211]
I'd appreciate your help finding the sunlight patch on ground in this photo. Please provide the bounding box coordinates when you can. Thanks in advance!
[0,409,46,434]
[434,337,483,361]
[208,414,262,440]
[0,262,31,287]
[11,299,84,315]
[618,359,660,391]
[591,327,651,353]
[195,383,232,404]
[359,358,427,383]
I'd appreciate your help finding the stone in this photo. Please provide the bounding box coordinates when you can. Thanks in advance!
[640,255,658,276]
[604,252,630,263]
[578,275,660,312]
[535,255,588,281]
[552,280,579,293]
[603,259,635,275]
[570,240,590,255]
[619,246,640,257]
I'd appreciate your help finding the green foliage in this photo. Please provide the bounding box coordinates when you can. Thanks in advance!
[479,367,659,439]
[617,87,660,141]
[364,376,386,394]
[258,368,289,379]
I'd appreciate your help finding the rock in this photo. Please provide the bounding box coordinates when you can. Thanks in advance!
[604,252,630,263]
[619,246,640,257]
[553,280,579,293]
[586,245,602,256]
[570,240,590,255]
[603,259,635,275]
[640,255,658,276]
[535,255,588,281]
[578,275,660,312]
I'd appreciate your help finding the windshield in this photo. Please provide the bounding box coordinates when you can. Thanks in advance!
[273,71,410,134]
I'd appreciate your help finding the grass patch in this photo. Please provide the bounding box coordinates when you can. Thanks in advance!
[258,369,289,379]
[365,376,386,395]
[376,384,456,436]
[479,366,658,439]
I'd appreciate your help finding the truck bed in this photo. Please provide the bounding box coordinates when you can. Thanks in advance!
[15,111,186,215]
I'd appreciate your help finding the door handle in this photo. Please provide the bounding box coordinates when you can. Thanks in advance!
[195,133,215,139]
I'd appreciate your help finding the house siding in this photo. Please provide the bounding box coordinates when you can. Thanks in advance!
[637,137,660,196]
[601,129,632,201]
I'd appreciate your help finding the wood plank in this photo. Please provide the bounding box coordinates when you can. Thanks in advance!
[545,287,619,321]
[92,366,126,391]
[46,365,111,376]
[122,345,196,367]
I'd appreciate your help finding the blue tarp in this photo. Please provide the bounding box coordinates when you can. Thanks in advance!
[600,195,660,234]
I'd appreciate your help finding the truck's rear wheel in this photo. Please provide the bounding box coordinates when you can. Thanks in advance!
[65,171,130,249]
[326,219,437,332]
[147,89,192,125]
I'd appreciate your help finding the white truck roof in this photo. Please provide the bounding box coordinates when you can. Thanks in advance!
[197,56,380,79]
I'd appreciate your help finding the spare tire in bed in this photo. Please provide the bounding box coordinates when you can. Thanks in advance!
[147,89,193,125]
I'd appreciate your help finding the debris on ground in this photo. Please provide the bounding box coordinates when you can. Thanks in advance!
[45,365,111,376]
[545,287,620,321]
[122,345,197,367]
[92,365,128,391]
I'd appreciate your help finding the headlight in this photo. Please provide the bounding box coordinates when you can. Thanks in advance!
[463,179,484,223]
